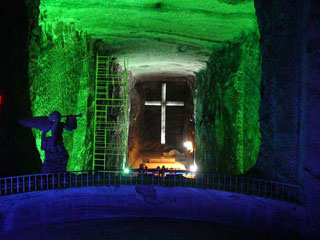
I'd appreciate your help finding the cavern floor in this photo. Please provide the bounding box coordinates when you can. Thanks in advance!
[0,217,287,240]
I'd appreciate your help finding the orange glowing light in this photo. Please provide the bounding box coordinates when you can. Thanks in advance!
[184,141,193,152]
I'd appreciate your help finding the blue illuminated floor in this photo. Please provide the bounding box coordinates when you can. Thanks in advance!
[1,217,290,240]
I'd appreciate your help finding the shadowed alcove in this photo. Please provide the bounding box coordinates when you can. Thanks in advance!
[128,74,195,170]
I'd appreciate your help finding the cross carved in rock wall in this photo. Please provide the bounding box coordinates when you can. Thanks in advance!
[145,83,184,144]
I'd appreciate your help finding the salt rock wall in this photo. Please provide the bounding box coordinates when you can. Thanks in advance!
[29,11,96,171]
[195,31,261,174]
[0,0,42,177]
[254,0,320,237]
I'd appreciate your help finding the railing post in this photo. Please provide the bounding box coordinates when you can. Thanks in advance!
[162,174,165,186]
[264,181,267,198]
[40,175,43,190]
[87,172,89,187]
[130,173,132,185]
[246,178,249,194]
[141,174,144,186]
[205,174,208,189]
[235,176,238,193]
[136,173,138,185]
[81,173,83,187]
[103,172,106,186]
[75,173,78,187]
[201,174,203,189]
[23,176,26,192]
[52,173,54,189]
[195,175,197,188]
[69,172,72,188]
[252,179,255,195]
[11,178,13,193]
[212,174,215,189]
[17,177,19,193]
[174,174,177,187]
[4,179,7,195]
[34,176,37,191]
[58,173,60,189]
[28,176,31,191]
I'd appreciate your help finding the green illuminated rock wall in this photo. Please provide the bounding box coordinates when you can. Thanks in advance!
[29,13,95,171]
[196,31,261,174]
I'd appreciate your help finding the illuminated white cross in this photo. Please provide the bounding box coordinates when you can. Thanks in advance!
[145,83,184,144]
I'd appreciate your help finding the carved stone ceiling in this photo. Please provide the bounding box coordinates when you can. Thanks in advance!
[40,0,257,77]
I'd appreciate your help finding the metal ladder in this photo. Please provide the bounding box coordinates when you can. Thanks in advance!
[93,55,129,170]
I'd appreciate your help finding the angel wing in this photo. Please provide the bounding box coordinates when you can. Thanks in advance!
[18,116,51,132]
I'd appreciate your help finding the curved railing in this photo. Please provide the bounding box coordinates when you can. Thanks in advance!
[0,171,304,205]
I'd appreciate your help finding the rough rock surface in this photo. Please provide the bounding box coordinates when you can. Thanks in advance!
[254,0,320,237]
[38,0,258,77]
[28,14,96,171]
[195,32,261,174]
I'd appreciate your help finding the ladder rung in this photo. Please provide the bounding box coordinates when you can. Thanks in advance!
[94,159,105,162]
[93,164,105,167]
[95,146,124,149]
[96,97,126,100]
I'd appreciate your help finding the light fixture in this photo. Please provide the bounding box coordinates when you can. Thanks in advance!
[183,141,193,151]
[190,165,197,172]
[124,168,130,174]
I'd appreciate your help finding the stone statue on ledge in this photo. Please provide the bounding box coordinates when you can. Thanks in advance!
[19,111,81,173]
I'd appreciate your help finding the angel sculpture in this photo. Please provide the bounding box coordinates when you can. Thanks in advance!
[19,111,81,173]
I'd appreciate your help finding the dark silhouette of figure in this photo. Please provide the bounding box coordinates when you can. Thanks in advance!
[160,165,166,177]
[19,111,80,173]
[139,163,145,174]
[144,165,148,175]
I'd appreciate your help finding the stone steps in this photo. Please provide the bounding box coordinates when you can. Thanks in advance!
[143,157,176,163]
[143,162,186,170]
